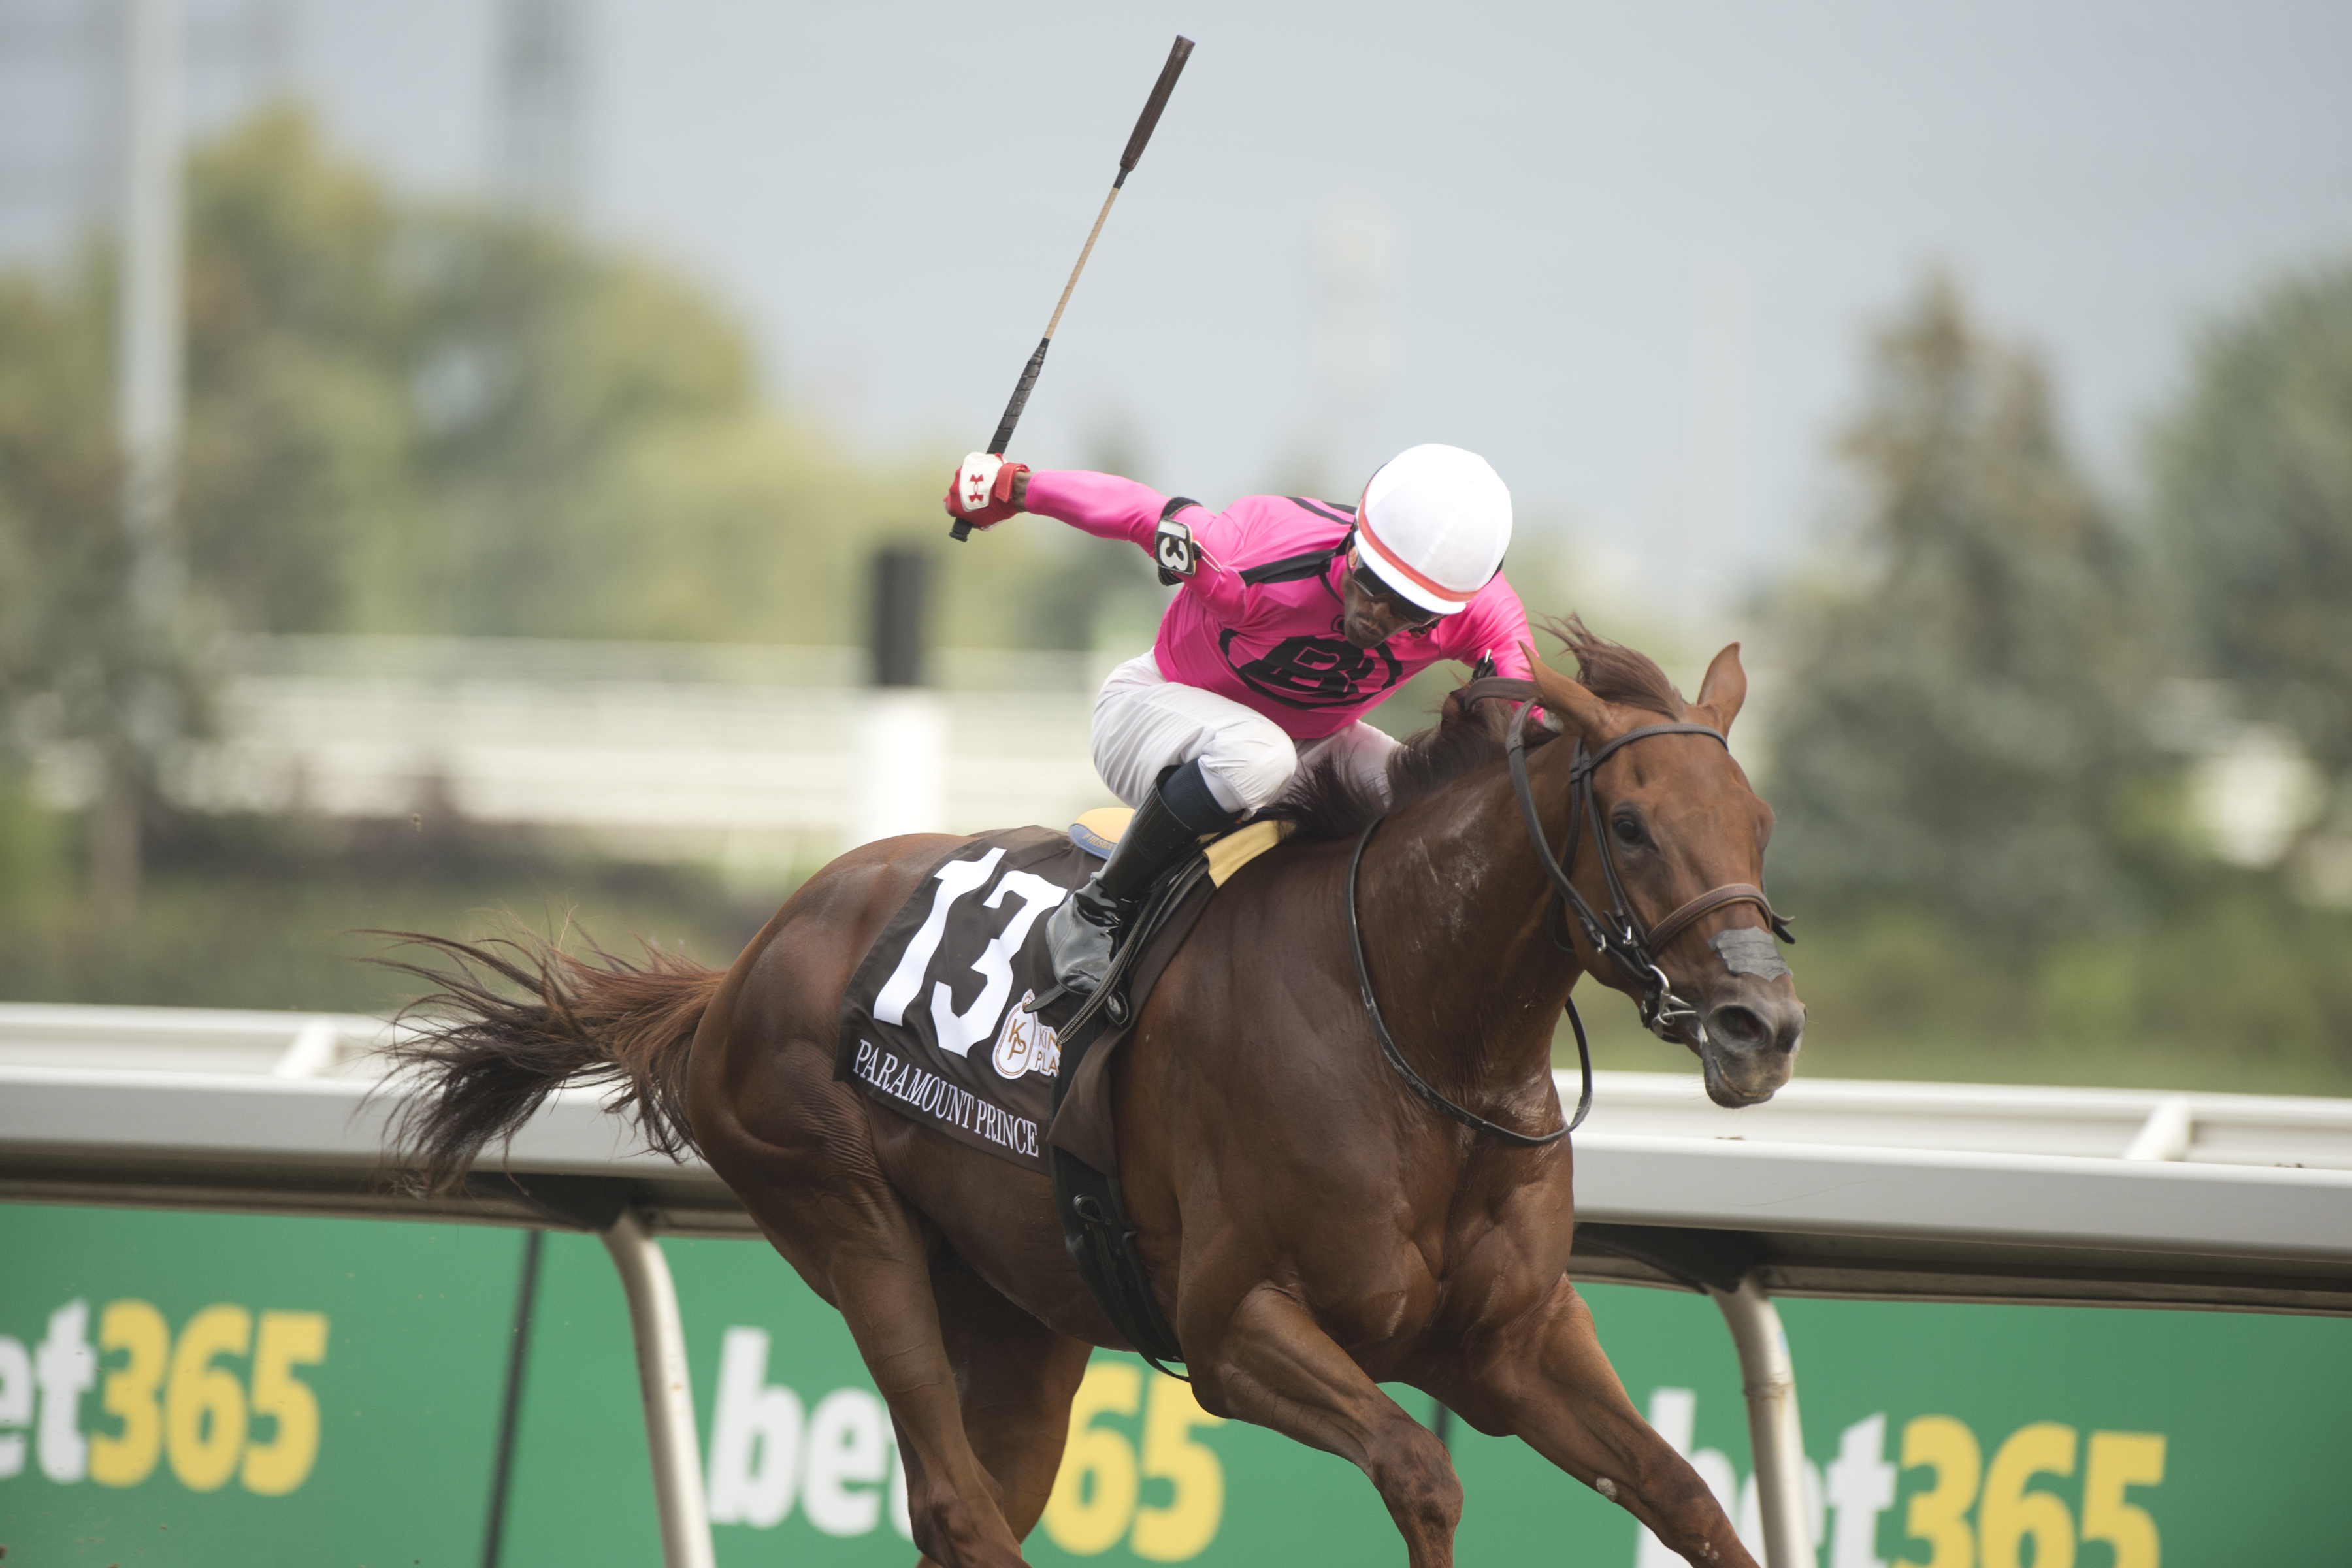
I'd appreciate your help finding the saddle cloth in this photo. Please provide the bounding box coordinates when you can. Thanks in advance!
[832,817,1288,1173]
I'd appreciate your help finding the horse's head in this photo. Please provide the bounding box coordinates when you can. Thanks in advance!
[1526,639,1805,1107]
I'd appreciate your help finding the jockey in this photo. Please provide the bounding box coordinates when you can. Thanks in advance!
[944,442,1534,995]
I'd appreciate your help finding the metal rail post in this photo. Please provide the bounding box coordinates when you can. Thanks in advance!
[1708,1276,1808,1568]
[600,1208,715,1568]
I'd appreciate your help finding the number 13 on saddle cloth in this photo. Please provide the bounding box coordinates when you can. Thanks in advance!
[833,811,1289,1171]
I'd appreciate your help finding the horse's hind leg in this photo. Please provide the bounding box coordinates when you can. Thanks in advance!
[1433,1277,1755,1568]
[695,1039,1036,1567]
[1187,1283,1463,1568]
[925,1249,1094,1556]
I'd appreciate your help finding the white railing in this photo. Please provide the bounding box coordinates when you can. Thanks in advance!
[7,999,2351,1568]
[8,1000,2348,1168]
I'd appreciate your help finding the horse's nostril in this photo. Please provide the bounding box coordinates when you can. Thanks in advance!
[1708,1004,1768,1051]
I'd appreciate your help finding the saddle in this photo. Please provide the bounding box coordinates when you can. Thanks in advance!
[832,812,1288,1375]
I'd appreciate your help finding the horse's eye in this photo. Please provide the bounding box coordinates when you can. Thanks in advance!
[1612,814,1648,849]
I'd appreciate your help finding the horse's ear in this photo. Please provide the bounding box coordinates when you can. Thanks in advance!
[1524,642,1610,741]
[1695,642,1747,736]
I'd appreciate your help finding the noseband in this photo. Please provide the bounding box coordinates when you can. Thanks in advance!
[1502,697,1793,1041]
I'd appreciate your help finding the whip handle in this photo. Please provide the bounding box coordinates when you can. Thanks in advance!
[990,336,1051,457]
[951,336,1052,542]
[1119,36,1194,179]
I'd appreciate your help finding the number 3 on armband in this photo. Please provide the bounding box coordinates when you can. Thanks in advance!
[1154,515,1199,585]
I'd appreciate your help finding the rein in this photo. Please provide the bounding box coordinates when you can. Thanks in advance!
[1502,698,1793,1041]
[1347,817,1588,1147]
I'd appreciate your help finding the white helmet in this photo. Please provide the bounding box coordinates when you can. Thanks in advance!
[1354,444,1513,616]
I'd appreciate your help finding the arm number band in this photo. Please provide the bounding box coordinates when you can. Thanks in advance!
[1154,497,1201,585]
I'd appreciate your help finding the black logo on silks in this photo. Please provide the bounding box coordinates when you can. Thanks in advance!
[1220,630,1403,710]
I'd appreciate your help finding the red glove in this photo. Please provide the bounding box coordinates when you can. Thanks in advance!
[943,452,1030,529]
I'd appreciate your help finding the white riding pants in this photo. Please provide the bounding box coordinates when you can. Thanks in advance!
[1090,651,1400,814]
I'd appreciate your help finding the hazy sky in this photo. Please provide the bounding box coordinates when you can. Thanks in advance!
[46,0,2352,615]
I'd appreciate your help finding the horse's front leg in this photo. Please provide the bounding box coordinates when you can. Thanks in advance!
[1184,1282,1463,1568]
[1435,1277,1754,1568]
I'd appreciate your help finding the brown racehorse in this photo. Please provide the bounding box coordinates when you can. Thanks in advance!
[387,624,1805,1568]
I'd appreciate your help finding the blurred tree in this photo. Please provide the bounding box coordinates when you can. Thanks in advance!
[1765,272,2159,947]
[181,108,412,633]
[124,104,1092,649]
[389,196,760,635]
[173,107,912,644]
[2154,259,2352,778]
[0,249,207,906]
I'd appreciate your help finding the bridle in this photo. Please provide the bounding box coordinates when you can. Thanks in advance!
[1501,696,1793,1040]
[1343,677,1792,1149]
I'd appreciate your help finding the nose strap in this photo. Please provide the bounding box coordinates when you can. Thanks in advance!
[1643,883,1792,956]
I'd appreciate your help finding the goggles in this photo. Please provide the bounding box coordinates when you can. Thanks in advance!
[1348,557,1443,629]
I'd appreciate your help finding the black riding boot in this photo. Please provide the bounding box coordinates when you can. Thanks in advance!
[1047,760,1239,994]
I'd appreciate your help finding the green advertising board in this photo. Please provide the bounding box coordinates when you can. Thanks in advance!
[2,1203,2345,1564]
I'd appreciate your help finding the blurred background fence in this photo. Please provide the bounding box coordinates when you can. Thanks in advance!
[40,634,1106,870]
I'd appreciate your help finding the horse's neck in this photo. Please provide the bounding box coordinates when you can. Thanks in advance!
[1362,742,1585,1095]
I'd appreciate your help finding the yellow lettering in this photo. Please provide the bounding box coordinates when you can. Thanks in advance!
[1981,1422,2076,1568]
[1043,1361,1143,1555]
[242,1311,328,1495]
[1899,1414,1982,1568]
[2081,1432,2164,1568]
[88,1301,168,1488]
[165,1305,250,1492]
[1130,1373,1227,1561]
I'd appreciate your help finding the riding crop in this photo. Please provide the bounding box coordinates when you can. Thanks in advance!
[948,34,1194,542]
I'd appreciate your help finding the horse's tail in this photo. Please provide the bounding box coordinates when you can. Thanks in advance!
[372,929,725,1195]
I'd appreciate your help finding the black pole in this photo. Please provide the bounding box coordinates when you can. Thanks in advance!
[480,1228,546,1568]
[870,547,930,689]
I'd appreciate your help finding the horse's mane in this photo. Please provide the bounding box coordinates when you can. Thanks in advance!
[1547,613,1686,721]
[1275,613,1685,843]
